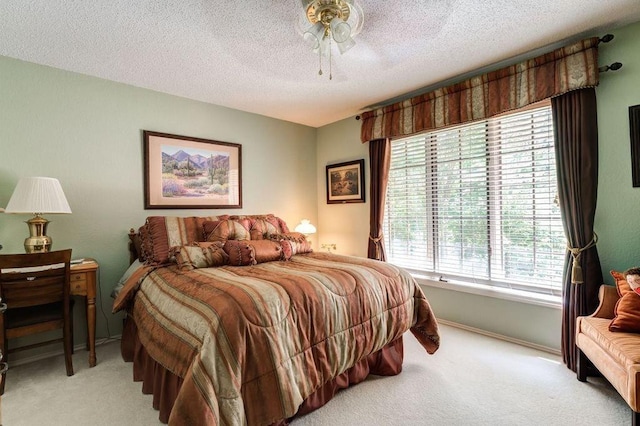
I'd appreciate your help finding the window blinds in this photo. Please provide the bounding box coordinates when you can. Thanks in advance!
[384,102,565,296]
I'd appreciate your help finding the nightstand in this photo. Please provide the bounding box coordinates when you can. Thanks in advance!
[70,259,98,367]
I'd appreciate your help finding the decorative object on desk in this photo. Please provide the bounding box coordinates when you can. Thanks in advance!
[144,131,242,209]
[326,159,365,204]
[630,104,640,187]
[298,0,364,80]
[4,177,71,253]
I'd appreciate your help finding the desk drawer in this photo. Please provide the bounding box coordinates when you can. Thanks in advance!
[70,273,87,294]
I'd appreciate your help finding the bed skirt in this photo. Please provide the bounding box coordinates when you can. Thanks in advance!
[121,317,405,425]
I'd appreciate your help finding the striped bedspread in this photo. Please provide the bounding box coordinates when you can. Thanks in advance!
[113,252,440,425]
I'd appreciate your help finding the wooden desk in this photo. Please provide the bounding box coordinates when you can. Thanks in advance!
[70,260,98,367]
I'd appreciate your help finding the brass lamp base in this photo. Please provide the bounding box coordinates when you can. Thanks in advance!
[24,215,52,253]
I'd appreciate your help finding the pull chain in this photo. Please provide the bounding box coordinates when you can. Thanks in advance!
[318,44,323,76]
[329,36,333,80]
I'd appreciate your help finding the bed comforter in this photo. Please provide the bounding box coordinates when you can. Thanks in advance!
[113,252,440,425]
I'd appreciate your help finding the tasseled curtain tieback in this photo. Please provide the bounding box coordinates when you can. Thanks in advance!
[369,234,383,260]
[567,233,598,284]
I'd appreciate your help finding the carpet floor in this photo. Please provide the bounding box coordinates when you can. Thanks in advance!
[1,324,629,425]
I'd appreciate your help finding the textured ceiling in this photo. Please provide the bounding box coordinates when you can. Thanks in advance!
[1,1,640,128]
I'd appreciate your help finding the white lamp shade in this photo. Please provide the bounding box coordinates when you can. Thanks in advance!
[295,219,317,235]
[5,177,72,214]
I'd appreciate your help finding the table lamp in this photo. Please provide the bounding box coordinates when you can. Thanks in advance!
[4,177,72,253]
[294,219,316,245]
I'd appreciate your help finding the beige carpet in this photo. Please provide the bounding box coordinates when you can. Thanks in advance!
[2,324,629,425]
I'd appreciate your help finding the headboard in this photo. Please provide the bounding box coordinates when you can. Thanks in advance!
[128,228,141,265]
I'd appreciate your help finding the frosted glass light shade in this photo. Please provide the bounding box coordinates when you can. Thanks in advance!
[337,36,356,54]
[5,177,72,214]
[294,219,316,235]
[330,17,351,43]
[303,22,326,50]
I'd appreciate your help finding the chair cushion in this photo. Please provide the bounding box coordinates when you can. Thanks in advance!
[577,316,640,369]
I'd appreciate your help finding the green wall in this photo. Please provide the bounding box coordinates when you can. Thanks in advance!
[595,21,640,273]
[0,56,318,354]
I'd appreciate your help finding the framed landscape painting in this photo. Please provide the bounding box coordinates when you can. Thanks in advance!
[326,159,365,204]
[144,130,242,209]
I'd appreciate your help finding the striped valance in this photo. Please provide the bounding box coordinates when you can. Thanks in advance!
[360,37,599,143]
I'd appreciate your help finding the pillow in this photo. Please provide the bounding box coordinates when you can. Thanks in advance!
[203,219,251,243]
[248,215,282,240]
[223,240,256,266]
[223,240,286,265]
[111,259,144,298]
[141,216,217,265]
[609,270,640,333]
[249,240,285,263]
[173,243,228,270]
[270,232,313,255]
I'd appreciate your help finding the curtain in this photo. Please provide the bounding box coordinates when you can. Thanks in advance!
[360,38,599,143]
[368,139,391,261]
[552,88,603,372]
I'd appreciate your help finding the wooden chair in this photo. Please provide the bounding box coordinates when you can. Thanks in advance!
[0,249,74,394]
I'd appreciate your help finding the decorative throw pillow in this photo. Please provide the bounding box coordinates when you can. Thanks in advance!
[140,216,217,265]
[173,242,228,270]
[269,232,312,255]
[223,240,256,266]
[203,219,251,243]
[248,240,285,263]
[248,215,282,240]
[609,270,640,333]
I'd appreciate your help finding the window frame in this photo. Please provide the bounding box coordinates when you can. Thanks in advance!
[383,100,564,306]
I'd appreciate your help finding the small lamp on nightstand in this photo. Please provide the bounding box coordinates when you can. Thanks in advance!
[294,219,317,245]
[4,177,72,253]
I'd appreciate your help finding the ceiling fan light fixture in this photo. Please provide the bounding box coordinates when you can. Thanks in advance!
[303,21,326,50]
[330,17,351,43]
[336,36,356,55]
[300,0,364,79]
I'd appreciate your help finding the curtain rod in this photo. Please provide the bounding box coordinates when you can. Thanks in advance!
[598,34,623,73]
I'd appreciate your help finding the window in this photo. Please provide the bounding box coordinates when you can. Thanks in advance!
[384,101,565,297]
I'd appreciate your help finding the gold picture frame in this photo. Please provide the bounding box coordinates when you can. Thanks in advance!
[144,131,242,209]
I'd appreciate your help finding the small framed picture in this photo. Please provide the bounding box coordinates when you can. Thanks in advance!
[326,159,365,204]
[143,131,242,209]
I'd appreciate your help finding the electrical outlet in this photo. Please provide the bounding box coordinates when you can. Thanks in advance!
[321,243,336,253]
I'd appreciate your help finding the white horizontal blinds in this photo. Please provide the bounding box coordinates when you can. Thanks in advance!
[432,122,489,278]
[384,101,565,295]
[384,137,434,271]
[486,105,564,294]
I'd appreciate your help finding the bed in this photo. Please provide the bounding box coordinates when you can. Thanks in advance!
[112,215,440,425]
